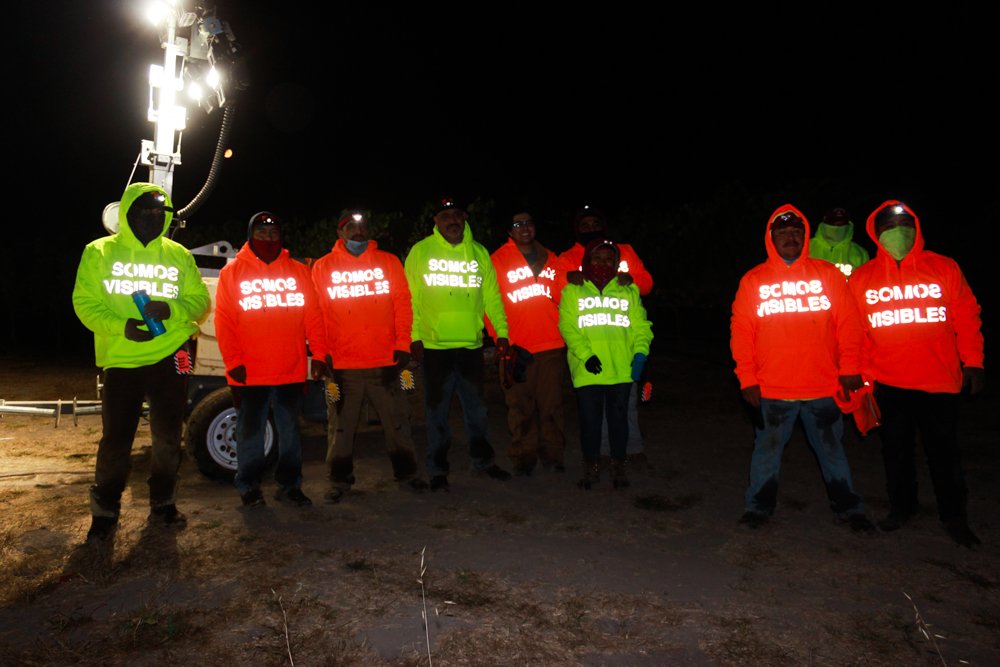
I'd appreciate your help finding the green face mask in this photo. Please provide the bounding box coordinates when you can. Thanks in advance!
[878,226,916,261]
[818,222,850,244]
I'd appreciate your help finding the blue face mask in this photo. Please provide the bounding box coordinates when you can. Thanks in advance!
[346,239,369,255]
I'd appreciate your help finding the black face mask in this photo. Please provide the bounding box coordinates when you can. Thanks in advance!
[576,230,604,246]
[129,209,165,246]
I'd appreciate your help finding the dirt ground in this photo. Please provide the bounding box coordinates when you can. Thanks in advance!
[0,353,998,666]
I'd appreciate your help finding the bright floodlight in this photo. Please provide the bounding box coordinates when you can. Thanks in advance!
[206,66,221,89]
[187,81,204,101]
[146,2,171,26]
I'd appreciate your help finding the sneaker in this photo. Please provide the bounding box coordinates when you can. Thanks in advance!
[482,464,512,481]
[945,520,982,548]
[241,489,266,507]
[87,515,118,542]
[738,511,769,529]
[274,488,313,507]
[430,475,450,492]
[877,513,910,532]
[150,504,187,527]
[847,514,877,535]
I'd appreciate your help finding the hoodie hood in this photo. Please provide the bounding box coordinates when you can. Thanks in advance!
[118,182,174,247]
[865,200,925,261]
[764,204,810,266]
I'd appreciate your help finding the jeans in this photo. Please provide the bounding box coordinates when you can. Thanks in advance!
[234,383,304,495]
[576,383,631,463]
[600,382,642,456]
[422,347,495,477]
[326,367,419,488]
[875,384,966,522]
[745,397,864,518]
[503,348,567,470]
[91,353,187,518]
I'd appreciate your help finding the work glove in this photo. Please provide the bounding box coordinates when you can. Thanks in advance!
[631,352,647,382]
[124,318,153,342]
[410,340,424,365]
[566,270,584,286]
[143,300,171,321]
[962,366,985,395]
[741,384,762,408]
[617,273,634,287]
[393,349,411,373]
[227,364,247,384]
[310,359,328,380]
[838,374,864,394]
[585,355,602,375]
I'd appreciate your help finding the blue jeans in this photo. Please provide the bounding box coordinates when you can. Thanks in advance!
[234,383,304,495]
[576,383,631,462]
[422,348,495,477]
[745,397,864,518]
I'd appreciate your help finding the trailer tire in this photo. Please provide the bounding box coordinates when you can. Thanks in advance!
[186,387,278,481]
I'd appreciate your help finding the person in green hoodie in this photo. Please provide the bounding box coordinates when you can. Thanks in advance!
[72,182,210,542]
[809,207,870,278]
[404,198,513,491]
[558,238,653,490]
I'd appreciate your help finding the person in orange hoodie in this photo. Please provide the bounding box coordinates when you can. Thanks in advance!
[849,201,985,547]
[730,205,874,532]
[487,209,569,475]
[311,209,427,502]
[215,212,327,508]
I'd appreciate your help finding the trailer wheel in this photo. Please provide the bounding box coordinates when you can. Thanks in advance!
[186,387,277,481]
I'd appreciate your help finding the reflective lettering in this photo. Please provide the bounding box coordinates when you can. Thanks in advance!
[864,283,943,305]
[867,306,947,328]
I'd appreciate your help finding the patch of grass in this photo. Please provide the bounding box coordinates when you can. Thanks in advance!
[708,616,795,665]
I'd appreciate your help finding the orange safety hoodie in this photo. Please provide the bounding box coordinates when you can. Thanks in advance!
[485,239,567,353]
[558,242,653,296]
[310,239,412,369]
[214,243,326,386]
[730,204,863,399]
[848,201,984,393]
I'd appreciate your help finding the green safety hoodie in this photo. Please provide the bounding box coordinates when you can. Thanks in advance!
[809,221,870,278]
[404,222,508,349]
[558,279,653,388]
[72,182,211,369]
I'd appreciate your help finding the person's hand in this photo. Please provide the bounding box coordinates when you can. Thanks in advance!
[144,300,171,321]
[742,384,762,408]
[495,337,510,359]
[410,340,424,364]
[310,359,328,380]
[585,355,602,375]
[631,352,647,382]
[839,374,864,394]
[393,349,411,373]
[962,366,985,395]
[617,273,634,287]
[124,318,153,342]
[566,270,584,286]
[227,365,247,384]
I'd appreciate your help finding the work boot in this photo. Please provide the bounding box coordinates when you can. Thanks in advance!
[945,520,981,548]
[274,488,313,507]
[86,515,118,542]
[611,459,630,490]
[241,489,266,507]
[150,504,187,527]
[578,460,600,490]
[738,511,769,529]
[846,514,877,535]
[430,475,450,492]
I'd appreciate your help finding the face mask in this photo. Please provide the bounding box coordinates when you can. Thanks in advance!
[583,263,617,290]
[878,226,916,261]
[346,239,369,255]
[818,223,850,244]
[576,230,604,246]
[250,239,281,263]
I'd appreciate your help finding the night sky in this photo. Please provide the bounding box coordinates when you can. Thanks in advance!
[5,2,998,356]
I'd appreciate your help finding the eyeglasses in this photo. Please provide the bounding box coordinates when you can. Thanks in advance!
[511,220,535,229]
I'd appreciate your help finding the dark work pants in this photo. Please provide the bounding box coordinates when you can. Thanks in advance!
[91,354,187,518]
[576,383,631,463]
[875,384,967,523]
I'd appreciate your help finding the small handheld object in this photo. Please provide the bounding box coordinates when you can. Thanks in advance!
[132,290,166,336]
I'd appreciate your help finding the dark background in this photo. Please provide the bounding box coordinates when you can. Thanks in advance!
[4,2,996,362]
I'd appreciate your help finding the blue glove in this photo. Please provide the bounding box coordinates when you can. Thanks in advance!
[630,353,647,382]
